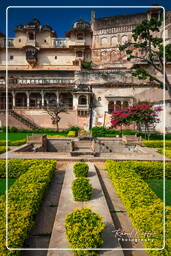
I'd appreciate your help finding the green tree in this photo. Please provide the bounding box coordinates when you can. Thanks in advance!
[119,17,171,96]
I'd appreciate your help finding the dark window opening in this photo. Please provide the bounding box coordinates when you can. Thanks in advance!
[77,33,84,40]
[76,51,83,57]
[10,56,14,60]
[19,39,21,42]
[78,95,87,105]
[28,32,34,40]
[108,101,114,114]
[55,56,57,59]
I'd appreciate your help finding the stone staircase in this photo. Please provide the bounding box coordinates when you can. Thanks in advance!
[70,139,95,156]
[9,110,40,130]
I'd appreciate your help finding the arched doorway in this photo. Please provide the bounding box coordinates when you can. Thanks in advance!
[15,93,27,107]
[30,93,42,108]
[59,92,73,109]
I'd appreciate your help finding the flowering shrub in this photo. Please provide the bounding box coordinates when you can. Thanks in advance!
[111,103,162,137]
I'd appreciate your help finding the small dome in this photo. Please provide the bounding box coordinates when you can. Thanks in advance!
[42,24,52,31]
[28,18,40,27]
[73,18,90,29]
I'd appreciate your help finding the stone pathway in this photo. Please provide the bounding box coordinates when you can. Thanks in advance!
[48,163,124,256]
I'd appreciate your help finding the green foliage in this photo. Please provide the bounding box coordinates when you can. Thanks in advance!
[0,160,56,255]
[72,177,92,201]
[0,178,16,196]
[0,159,56,178]
[67,131,76,137]
[142,140,171,148]
[82,61,92,70]
[0,139,26,146]
[105,160,171,255]
[158,148,171,159]
[73,162,89,177]
[91,126,136,137]
[65,208,105,256]
[0,146,9,154]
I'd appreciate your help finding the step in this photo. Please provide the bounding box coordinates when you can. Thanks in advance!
[47,163,124,256]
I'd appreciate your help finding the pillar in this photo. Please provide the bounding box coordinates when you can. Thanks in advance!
[26,91,30,109]
[11,91,15,108]
[73,93,78,110]
[56,91,59,104]
[41,90,44,107]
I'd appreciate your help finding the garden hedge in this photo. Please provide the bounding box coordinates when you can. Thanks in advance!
[0,159,47,178]
[67,131,76,137]
[157,149,171,159]
[105,160,171,256]
[72,177,92,201]
[142,140,171,148]
[0,139,26,146]
[112,161,171,180]
[65,208,105,256]
[73,162,89,177]
[0,147,9,154]
[0,159,56,255]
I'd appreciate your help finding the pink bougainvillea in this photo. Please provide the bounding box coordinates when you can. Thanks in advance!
[111,103,162,133]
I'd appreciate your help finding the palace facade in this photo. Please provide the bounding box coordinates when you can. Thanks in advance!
[0,8,171,131]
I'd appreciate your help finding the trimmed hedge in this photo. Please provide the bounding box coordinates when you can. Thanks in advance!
[67,131,76,137]
[112,161,171,180]
[72,177,92,201]
[65,208,105,256]
[73,162,89,177]
[157,149,171,159]
[0,159,46,178]
[0,147,9,154]
[105,160,171,255]
[0,159,56,255]
[0,139,26,146]
[142,140,171,148]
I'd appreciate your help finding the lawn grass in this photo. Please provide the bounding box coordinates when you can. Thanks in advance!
[0,132,66,141]
[0,178,16,196]
[146,179,171,206]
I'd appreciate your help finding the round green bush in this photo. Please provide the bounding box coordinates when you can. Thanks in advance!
[72,177,92,201]
[73,162,89,177]
[65,208,105,256]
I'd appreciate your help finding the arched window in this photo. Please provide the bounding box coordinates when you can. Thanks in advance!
[15,93,27,107]
[28,32,34,40]
[101,37,108,46]
[108,101,114,114]
[77,33,84,40]
[78,95,87,105]
[111,36,117,46]
[122,35,128,44]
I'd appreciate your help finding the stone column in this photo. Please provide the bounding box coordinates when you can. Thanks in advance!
[26,91,30,109]
[11,91,15,108]
[73,93,78,110]
[41,90,44,107]
[56,91,59,104]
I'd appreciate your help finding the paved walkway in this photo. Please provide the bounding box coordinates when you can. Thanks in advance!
[48,163,124,256]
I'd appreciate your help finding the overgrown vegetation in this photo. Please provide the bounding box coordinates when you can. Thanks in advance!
[105,160,171,255]
[73,162,89,177]
[65,208,105,256]
[157,148,171,159]
[72,177,92,201]
[0,159,56,255]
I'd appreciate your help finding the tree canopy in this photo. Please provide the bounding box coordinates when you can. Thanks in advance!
[119,17,171,96]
